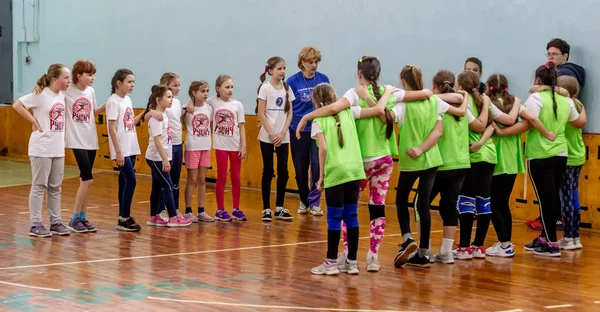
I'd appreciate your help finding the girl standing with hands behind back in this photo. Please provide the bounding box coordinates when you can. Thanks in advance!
[13,64,71,237]
[257,56,294,222]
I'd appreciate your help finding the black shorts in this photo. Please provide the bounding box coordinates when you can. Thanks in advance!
[72,149,97,181]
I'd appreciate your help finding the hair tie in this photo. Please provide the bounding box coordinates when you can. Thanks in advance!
[472,88,478,93]
[442,81,451,85]
[336,121,341,127]
[359,58,363,63]
[503,88,508,92]
[489,86,494,91]
[545,60,552,69]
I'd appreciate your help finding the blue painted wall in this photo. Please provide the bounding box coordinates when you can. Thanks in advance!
[12,0,599,132]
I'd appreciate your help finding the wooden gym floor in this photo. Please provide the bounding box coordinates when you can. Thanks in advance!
[0,165,599,311]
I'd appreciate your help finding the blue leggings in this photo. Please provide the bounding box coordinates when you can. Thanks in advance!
[147,159,177,218]
[118,156,137,218]
[560,165,582,238]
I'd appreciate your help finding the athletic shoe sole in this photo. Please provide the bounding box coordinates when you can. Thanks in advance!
[393,241,418,267]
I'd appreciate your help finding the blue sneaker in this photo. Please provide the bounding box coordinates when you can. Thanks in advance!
[524,237,545,251]
[231,209,247,221]
[533,241,561,257]
[215,210,232,222]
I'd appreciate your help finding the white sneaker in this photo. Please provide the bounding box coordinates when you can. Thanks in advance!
[433,252,455,264]
[159,210,169,222]
[485,242,515,257]
[452,247,473,260]
[471,245,486,259]
[338,259,359,275]
[336,252,347,271]
[558,237,577,250]
[366,256,381,272]
[297,202,309,214]
[197,212,215,222]
[310,206,323,216]
[311,260,339,275]
[574,237,583,249]
[184,212,198,223]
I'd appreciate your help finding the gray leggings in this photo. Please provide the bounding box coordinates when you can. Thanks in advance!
[29,157,64,225]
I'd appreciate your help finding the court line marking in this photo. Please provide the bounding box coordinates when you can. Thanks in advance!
[0,280,61,292]
[110,204,119,206]
[595,301,600,304]
[137,200,150,204]
[544,304,573,309]
[147,296,412,312]
[17,211,29,215]
[496,309,523,312]
[0,231,443,271]
[87,206,99,209]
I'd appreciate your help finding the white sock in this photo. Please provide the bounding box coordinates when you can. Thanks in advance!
[402,233,412,243]
[441,238,454,254]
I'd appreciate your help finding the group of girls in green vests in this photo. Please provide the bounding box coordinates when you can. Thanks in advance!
[295,57,585,275]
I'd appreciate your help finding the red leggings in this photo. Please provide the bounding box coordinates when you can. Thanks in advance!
[215,150,241,210]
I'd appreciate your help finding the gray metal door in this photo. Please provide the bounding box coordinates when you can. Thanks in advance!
[0,0,13,103]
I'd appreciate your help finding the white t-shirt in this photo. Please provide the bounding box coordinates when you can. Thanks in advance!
[105,94,141,159]
[311,106,362,139]
[165,98,183,145]
[522,93,579,121]
[391,95,449,125]
[146,113,172,162]
[19,88,66,157]
[208,97,245,151]
[64,85,99,150]
[342,88,406,108]
[185,104,213,151]
[257,82,295,144]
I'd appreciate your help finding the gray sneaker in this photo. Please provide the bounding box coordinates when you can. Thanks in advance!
[297,202,310,214]
[197,212,215,222]
[68,218,88,233]
[338,259,359,275]
[50,223,70,236]
[309,206,323,216]
[433,252,455,264]
[29,223,51,237]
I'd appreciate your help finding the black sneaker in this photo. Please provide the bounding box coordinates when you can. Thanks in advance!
[524,237,545,251]
[68,218,88,233]
[262,209,272,222]
[81,219,97,232]
[274,208,293,220]
[116,217,141,232]
[394,238,418,268]
[533,242,561,257]
[406,252,431,268]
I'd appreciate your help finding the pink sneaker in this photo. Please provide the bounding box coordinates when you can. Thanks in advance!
[471,245,486,259]
[168,216,192,227]
[147,215,168,227]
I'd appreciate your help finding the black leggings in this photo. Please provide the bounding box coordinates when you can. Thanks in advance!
[430,169,467,227]
[396,167,438,249]
[72,149,97,181]
[528,157,567,242]
[459,162,494,248]
[491,174,517,242]
[260,142,289,209]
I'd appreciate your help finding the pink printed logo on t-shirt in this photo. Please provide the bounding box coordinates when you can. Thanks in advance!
[192,113,210,137]
[49,102,65,132]
[72,97,92,123]
[123,107,135,132]
[214,109,235,136]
